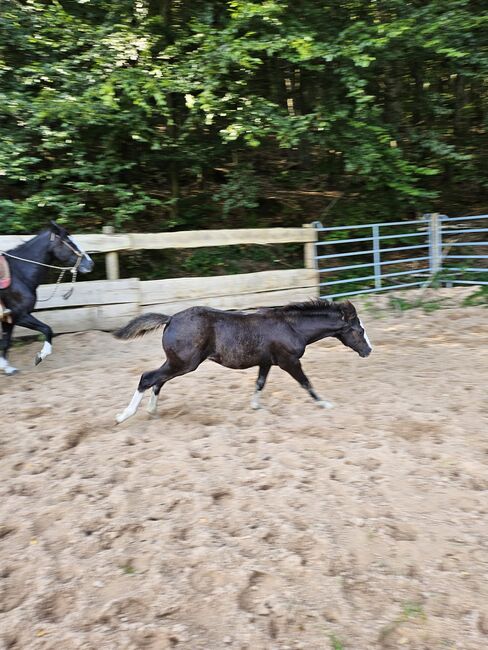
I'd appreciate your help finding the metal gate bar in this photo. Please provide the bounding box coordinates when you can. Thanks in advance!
[442,214,488,287]
[315,213,488,298]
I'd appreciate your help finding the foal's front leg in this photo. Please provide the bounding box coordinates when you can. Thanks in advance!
[278,356,333,409]
[16,314,53,365]
[251,364,271,410]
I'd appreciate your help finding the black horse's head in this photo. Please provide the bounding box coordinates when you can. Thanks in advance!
[48,221,94,274]
[335,301,373,358]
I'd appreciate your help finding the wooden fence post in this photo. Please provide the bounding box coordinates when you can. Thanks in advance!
[302,223,318,269]
[102,225,120,280]
[302,223,319,296]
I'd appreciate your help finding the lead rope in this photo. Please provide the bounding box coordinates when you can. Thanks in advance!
[36,267,80,302]
[37,255,82,302]
[63,266,79,300]
[60,243,83,299]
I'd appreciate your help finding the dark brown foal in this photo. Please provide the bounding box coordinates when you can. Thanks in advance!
[113,300,372,423]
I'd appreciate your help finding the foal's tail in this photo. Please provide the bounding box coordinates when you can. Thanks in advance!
[113,313,170,340]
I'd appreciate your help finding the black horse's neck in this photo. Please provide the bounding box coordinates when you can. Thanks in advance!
[7,230,53,288]
[286,310,345,345]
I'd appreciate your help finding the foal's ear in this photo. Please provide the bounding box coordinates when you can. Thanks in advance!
[339,300,357,321]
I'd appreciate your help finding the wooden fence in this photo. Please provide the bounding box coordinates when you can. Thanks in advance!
[0,226,319,336]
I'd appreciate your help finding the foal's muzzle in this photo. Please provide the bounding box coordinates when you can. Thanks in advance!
[359,348,372,358]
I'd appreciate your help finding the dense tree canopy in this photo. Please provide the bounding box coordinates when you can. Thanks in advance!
[0,0,486,235]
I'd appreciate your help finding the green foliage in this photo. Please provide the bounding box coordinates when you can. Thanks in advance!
[401,602,426,621]
[120,562,136,575]
[462,285,488,307]
[388,295,447,313]
[330,634,345,650]
[117,243,302,280]
[379,600,427,644]
[0,0,486,242]
[212,164,260,217]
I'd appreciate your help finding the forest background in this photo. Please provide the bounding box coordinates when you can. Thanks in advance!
[1,0,486,279]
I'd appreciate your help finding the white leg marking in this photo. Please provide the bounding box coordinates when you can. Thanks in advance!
[116,390,144,424]
[35,340,52,365]
[317,399,334,409]
[251,391,261,410]
[147,389,159,415]
[0,357,18,375]
[359,318,373,350]
[39,341,52,360]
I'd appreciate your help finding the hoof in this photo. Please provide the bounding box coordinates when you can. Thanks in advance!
[115,413,127,424]
[4,367,18,376]
[317,400,334,409]
[34,353,42,366]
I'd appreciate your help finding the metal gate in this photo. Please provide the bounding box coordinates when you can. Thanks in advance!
[313,214,488,299]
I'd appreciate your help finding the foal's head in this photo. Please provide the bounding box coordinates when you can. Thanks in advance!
[48,221,94,273]
[335,301,372,358]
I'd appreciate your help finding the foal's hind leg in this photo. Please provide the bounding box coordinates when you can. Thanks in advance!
[251,364,271,410]
[147,380,165,415]
[116,359,200,423]
[116,367,165,424]
[278,356,333,409]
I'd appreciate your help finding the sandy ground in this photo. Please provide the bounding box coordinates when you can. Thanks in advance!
[0,290,488,650]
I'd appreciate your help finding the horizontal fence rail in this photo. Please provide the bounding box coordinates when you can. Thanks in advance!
[0,226,318,282]
[0,226,320,337]
[0,227,315,255]
[13,269,319,338]
[1,216,486,338]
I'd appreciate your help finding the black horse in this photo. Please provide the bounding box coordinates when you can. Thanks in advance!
[113,299,372,423]
[0,221,94,374]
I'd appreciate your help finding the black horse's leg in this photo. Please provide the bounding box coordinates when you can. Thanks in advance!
[16,314,53,365]
[250,364,271,410]
[116,358,202,423]
[0,321,17,375]
[277,355,333,409]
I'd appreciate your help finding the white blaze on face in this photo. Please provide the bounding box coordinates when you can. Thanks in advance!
[71,237,93,264]
[359,318,373,350]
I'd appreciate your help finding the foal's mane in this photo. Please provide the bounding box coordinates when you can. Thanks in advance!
[270,298,354,317]
[278,298,339,312]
